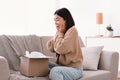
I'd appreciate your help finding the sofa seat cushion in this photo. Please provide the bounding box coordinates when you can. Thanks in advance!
[9,70,111,80]
[9,70,49,80]
[80,70,111,80]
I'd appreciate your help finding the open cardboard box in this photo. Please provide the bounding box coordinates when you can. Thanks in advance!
[20,52,53,77]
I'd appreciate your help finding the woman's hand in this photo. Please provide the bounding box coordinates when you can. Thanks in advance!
[59,23,66,33]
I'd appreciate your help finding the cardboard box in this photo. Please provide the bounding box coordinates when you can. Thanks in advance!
[20,56,49,77]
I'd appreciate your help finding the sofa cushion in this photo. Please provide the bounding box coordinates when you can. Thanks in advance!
[10,70,111,80]
[79,70,111,80]
[10,70,49,80]
[0,35,43,70]
[82,46,104,70]
[79,36,85,47]
[40,36,56,62]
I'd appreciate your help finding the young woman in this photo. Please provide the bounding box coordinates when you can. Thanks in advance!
[47,8,83,80]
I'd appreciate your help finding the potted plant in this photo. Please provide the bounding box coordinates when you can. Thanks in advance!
[106,24,114,37]
[106,24,113,31]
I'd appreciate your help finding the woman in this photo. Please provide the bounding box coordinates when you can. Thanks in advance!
[47,8,83,80]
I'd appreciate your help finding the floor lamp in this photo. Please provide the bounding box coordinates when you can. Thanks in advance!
[96,13,103,37]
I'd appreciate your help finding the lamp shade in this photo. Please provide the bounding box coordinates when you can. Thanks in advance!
[96,13,103,24]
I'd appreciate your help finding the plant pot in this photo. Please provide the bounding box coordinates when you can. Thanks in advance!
[106,31,113,37]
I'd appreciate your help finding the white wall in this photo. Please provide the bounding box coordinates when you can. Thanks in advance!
[1,0,120,37]
[0,0,56,35]
[57,0,120,38]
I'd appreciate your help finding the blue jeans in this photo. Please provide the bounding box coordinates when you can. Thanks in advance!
[49,62,83,80]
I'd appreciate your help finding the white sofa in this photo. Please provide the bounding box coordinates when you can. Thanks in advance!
[0,35,119,80]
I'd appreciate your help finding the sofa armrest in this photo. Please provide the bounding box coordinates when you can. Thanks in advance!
[98,50,119,80]
[0,56,10,80]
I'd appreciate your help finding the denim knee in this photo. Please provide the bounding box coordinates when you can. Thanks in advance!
[49,67,63,80]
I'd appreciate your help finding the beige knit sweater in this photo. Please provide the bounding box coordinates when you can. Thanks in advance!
[47,26,83,68]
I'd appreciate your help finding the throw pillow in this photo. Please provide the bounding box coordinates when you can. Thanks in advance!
[82,46,104,70]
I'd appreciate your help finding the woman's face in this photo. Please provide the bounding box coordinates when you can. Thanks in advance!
[54,14,66,33]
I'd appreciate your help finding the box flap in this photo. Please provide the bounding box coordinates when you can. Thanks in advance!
[25,51,53,58]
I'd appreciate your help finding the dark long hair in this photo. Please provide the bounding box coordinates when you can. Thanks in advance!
[54,8,75,32]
